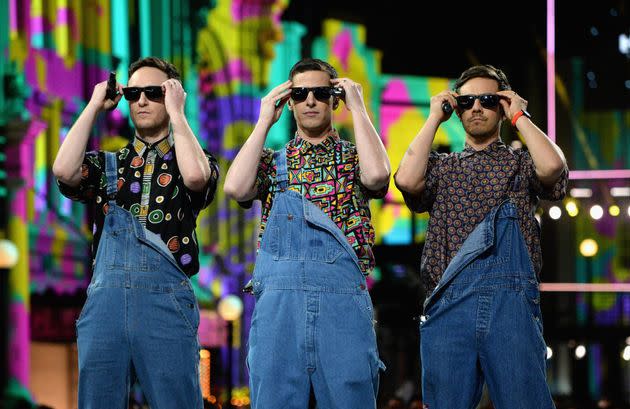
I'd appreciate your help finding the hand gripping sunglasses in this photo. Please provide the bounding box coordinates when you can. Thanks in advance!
[290,86,345,102]
[455,94,501,110]
[122,86,164,102]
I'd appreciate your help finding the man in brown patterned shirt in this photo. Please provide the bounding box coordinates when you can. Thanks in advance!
[395,65,567,408]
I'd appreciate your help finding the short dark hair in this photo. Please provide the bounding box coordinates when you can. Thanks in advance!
[453,64,511,93]
[288,58,338,81]
[128,56,181,82]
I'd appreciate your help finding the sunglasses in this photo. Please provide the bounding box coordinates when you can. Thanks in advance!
[122,86,164,102]
[456,94,501,110]
[290,87,343,102]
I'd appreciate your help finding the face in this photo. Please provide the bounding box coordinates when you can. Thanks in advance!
[457,77,503,141]
[127,67,169,135]
[289,70,335,137]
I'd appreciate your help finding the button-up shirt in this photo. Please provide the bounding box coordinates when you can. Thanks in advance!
[241,131,387,274]
[58,134,219,276]
[398,140,568,292]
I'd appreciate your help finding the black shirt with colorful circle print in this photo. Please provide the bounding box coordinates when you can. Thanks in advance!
[57,134,219,277]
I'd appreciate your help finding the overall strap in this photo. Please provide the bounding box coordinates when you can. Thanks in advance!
[273,147,289,191]
[104,151,118,200]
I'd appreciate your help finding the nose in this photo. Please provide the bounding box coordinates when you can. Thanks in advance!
[137,91,149,106]
[471,98,483,111]
[305,91,317,106]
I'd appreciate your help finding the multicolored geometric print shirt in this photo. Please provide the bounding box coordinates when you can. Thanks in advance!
[398,140,568,292]
[240,131,388,274]
[57,134,220,276]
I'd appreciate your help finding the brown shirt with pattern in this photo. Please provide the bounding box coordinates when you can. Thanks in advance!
[397,140,568,292]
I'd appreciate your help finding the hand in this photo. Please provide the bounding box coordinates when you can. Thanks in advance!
[258,80,292,127]
[430,91,458,122]
[330,78,364,112]
[162,79,186,116]
[497,90,528,121]
[88,80,123,112]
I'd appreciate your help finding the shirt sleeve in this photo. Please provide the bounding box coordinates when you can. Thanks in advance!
[521,150,568,201]
[237,147,275,209]
[187,151,221,211]
[56,151,106,203]
[396,151,447,213]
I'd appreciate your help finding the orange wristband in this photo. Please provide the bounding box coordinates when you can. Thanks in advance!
[511,110,530,127]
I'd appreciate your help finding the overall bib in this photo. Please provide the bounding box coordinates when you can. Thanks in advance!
[247,148,385,409]
[420,201,555,409]
[76,152,202,409]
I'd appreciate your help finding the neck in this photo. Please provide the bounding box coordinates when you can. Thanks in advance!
[465,135,500,151]
[135,126,170,144]
[297,124,333,145]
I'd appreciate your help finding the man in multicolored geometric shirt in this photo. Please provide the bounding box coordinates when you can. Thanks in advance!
[395,65,568,408]
[224,58,390,408]
[53,57,219,409]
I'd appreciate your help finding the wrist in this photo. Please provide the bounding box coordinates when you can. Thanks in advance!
[511,109,531,127]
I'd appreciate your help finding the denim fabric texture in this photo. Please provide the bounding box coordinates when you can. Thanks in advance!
[76,152,202,409]
[420,201,555,409]
[247,148,385,409]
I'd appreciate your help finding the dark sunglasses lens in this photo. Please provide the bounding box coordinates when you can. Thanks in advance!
[456,96,475,109]
[312,87,332,101]
[123,88,141,101]
[480,94,499,108]
[291,88,308,101]
[144,86,163,101]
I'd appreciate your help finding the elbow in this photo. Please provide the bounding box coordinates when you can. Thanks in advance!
[364,172,391,191]
[52,162,76,185]
[393,172,424,195]
[223,178,255,202]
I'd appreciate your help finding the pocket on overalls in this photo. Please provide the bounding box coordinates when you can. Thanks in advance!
[76,285,97,327]
[519,279,545,344]
[351,292,376,326]
[169,288,200,337]
[101,218,131,269]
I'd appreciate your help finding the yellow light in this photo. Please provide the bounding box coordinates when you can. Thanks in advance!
[579,239,598,258]
[565,200,579,217]
[609,205,620,216]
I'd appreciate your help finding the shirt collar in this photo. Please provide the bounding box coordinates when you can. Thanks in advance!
[462,138,507,158]
[132,133,174,157]
[293,130,340,154]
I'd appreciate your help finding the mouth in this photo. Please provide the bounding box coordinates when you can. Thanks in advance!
[303,111,319,117]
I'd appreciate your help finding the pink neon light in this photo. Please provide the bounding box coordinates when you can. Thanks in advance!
[569,169,630,180]
[540,282,630,293]
[546,0,556,142]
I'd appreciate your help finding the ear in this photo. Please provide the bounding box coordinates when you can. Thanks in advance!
[287,99,293,111]
[332,98,339,110]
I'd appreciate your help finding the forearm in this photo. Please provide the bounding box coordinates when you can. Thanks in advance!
[353,109,391,190]
[52,104,101,187]
[223,120,269,201]
[394,115,441,194]
[515,117,567,185]
[170,113,212,192]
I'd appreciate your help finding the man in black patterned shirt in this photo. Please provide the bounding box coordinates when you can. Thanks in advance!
[53,57,218,409]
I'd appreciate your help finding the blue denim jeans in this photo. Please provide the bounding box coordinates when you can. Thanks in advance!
[76,152,202,409]
[247,149,385,409]
[420,202,555,409]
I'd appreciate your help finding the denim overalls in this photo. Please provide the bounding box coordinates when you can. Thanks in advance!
[247,148,385,409]
[76,152,202,409]
[419,201,555,408]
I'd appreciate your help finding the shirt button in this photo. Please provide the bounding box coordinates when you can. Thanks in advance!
[359,284,366,290]
[287,214,293,220]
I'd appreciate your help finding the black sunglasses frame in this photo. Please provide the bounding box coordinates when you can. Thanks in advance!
[290,87,344,102]
[122,86,164,102]
[456,94,501,110]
